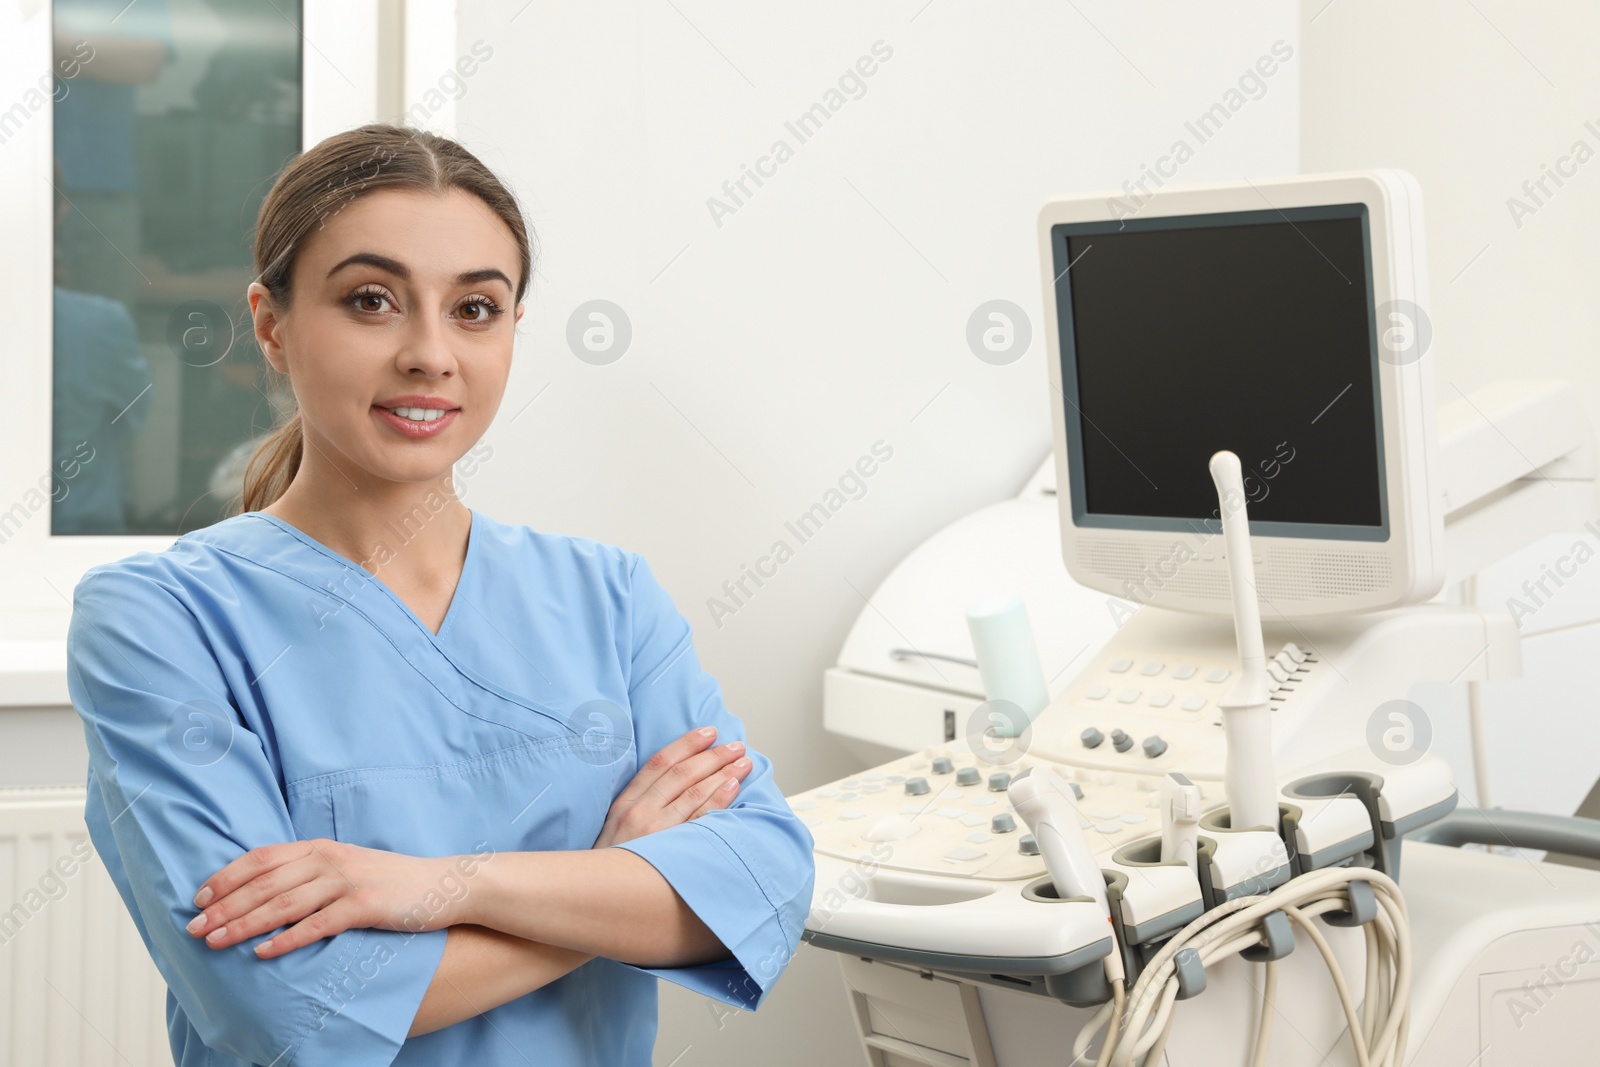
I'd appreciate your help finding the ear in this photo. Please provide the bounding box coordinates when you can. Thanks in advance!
[247,282,289,374]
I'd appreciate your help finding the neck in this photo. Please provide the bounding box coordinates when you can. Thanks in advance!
[263,458,469,580]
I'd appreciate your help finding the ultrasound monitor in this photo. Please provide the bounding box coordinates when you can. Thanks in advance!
[1038,171,1446,617]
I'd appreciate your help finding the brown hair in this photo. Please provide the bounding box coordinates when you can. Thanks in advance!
[238,124,533,514]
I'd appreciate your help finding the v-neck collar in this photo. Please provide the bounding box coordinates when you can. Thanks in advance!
[245,507,480,642]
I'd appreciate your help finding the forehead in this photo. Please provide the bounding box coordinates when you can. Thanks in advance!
[296,187,519,283]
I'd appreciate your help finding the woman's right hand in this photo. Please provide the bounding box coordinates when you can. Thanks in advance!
[593,726,753,849]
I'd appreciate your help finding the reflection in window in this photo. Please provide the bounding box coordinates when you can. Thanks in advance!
[51,0,301,535]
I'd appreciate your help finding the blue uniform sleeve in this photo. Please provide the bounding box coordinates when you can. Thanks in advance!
[608,552,815,1011]
[66,569,448,1066]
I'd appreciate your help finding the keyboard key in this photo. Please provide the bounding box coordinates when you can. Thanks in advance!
[1148,692,1174,708]
[1109,658,1134,673]
[1117,688,1141,704]
[1139,661,1164,676]
[1172,665,1198,680]
[1204,668,1231,683]
[1181,696,1207,712]
[944,847,987,861]
[1085,684,1110,700]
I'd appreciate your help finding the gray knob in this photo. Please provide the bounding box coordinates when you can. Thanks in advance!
[1081,727,1105,749]
[991,813,1017,834]
[1069,781,1085,799]
[932,756,954,775]
[988,772,1012,792]
[955,767,981,786]
[1112,729,1133,753]
[1142,735,1168,759]
[1018,833,1040,856]
[904,777,930,796]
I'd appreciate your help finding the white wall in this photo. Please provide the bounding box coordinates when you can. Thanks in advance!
[1300,0,1600,819]
[451,3,1298,1063]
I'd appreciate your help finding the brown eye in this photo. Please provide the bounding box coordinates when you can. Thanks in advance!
[348,287,394,314]
[457,296,504,323]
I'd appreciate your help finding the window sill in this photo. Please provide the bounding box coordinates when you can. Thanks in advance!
[0,642,69,707]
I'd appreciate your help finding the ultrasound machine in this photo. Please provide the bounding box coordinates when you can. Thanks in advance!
[788,171,1600,1065]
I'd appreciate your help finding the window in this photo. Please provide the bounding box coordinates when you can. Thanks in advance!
[50,0,303,535]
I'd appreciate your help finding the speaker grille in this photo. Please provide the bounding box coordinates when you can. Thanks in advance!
[1077,536,1392,605]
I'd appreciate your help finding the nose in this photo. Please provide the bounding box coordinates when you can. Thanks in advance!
[396,307,457,380]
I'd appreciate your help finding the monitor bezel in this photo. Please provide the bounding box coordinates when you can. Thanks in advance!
[1049,202,1392,543]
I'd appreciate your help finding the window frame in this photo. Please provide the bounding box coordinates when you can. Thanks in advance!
[0,0,403,636]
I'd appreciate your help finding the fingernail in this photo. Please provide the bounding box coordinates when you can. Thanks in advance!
[720,778,738,792]
[726,741,745,754]
[206,926,227,944]
[255,940,273,956]
[186,914,206,935]
[697,726,716,737]
[735,757,751,770]
[193,887,213,908]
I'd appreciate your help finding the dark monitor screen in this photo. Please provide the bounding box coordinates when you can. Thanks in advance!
[1051,204,1388,540]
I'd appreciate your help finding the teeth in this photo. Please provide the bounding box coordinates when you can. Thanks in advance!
[388,406,446,422]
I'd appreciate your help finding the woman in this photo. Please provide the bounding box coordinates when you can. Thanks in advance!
[65,124,815,1067]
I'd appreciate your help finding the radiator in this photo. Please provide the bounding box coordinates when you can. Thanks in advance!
[0,787,169,1067]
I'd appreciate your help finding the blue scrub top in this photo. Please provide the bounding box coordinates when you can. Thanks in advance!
[65,508,815,1066]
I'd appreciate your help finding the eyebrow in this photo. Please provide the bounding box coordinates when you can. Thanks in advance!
[327,251,513,291]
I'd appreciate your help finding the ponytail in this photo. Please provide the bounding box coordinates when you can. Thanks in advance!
[239,412,304,514]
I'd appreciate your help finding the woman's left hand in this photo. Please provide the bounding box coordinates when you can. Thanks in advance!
[184,839,480,959]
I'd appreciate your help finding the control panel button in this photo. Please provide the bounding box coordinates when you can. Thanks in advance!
[1267,662,1290,684]
[1081,727,1105,749]
[1085,684,1110,700]
[1018,833,1040,856]
[1093,822,1123,835]
[1116,688,1141,704]
[1119,813,1148,824]
[991,813,1017,833]
[955,767,981,786]
[1148,692,1173,708]
[959,813,988,828]
[1181,696,1207,712]
[1139,661,1164,676]
[988,772,1012,791]
[944,847,986,862]
[839,809,865,820]
[932,756,954,774]
[1141,735,1168,758]
[1109,658,1134,673]
[863,816,919,841]
[1172,665,1198,680]
[1111,729,1133,753]
[1069,781,1085,800]
[1204,667,1231,684]
[966,832,992,844]
[792,799,819,811]
[1281,642,1307,663]
[904,777,930,796]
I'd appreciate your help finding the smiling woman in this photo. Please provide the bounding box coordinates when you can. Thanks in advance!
[63,124,814,1067]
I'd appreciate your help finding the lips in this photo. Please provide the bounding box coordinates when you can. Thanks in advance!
[373,405,460,438]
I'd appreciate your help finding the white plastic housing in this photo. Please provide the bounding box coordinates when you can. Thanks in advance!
[1040,169,1446,618]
